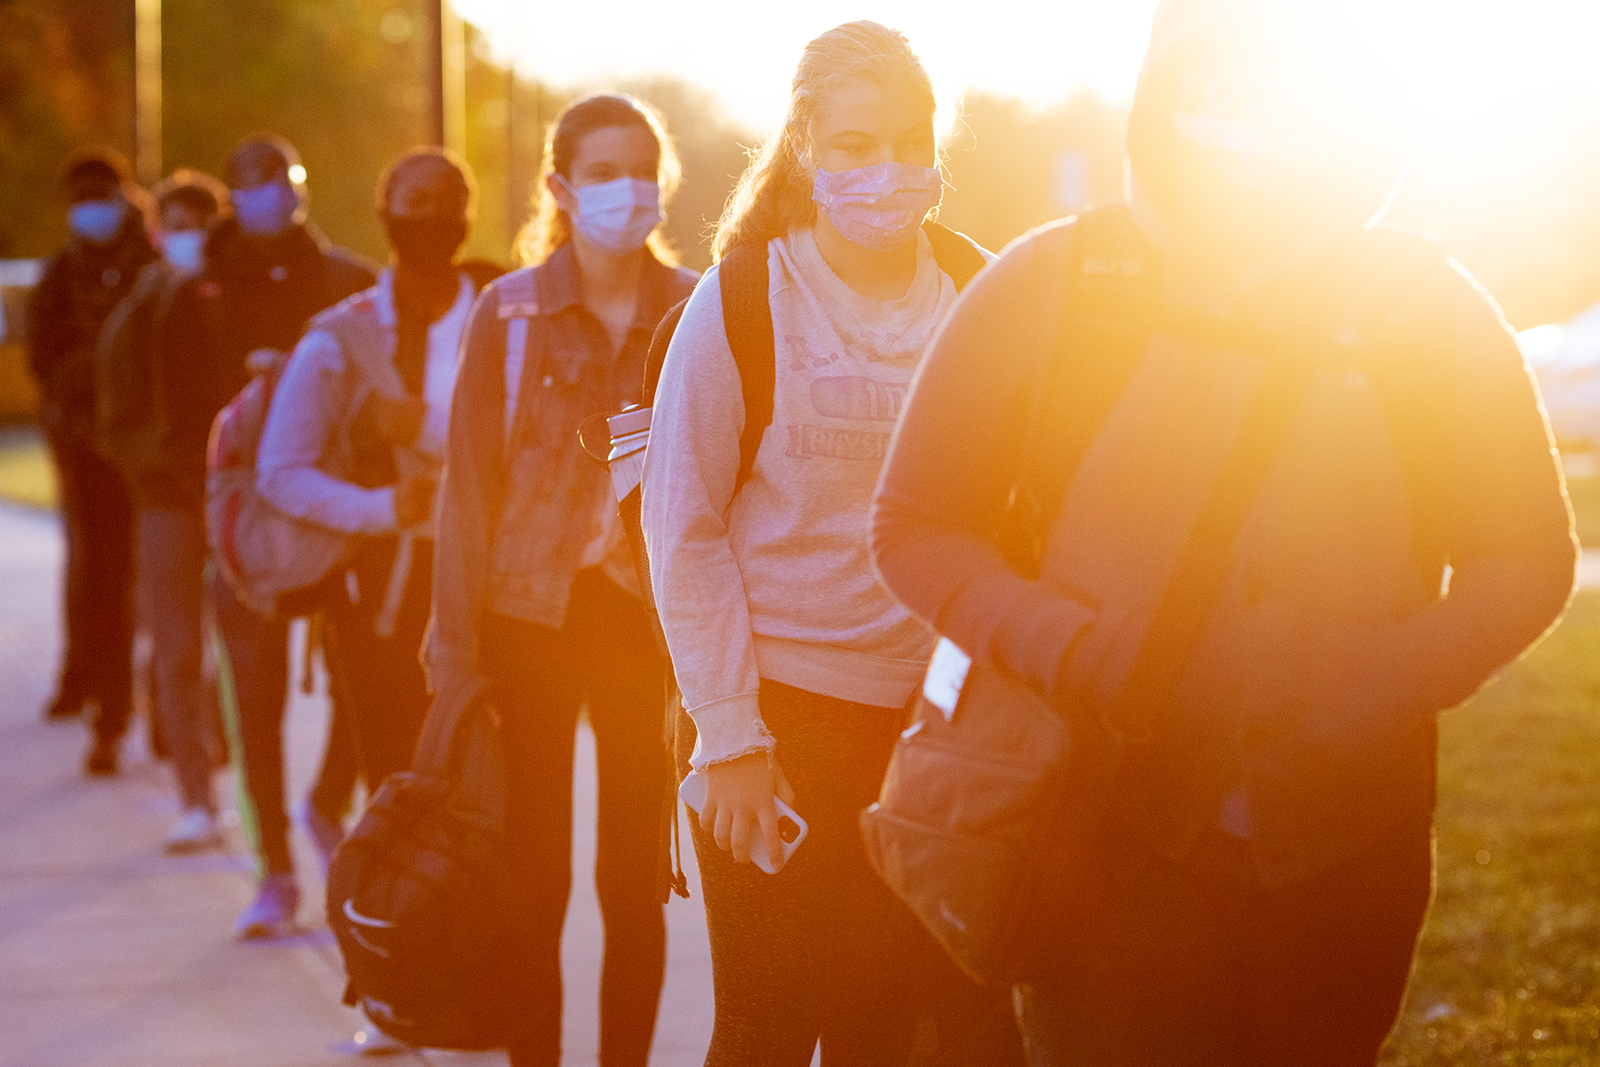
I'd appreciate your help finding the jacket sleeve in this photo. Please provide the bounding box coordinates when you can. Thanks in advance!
[640,267,776,770]
[871,224,1096,699]
[1396,258,1578,712]
[256,328,398,534]
[426,290,505,695]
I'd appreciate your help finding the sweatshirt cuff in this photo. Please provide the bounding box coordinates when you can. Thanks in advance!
[685,691,775,771]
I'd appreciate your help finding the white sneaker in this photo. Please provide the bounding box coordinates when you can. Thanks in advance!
[163,806,223,854]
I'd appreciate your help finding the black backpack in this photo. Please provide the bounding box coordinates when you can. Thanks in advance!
[327,678,520,1050]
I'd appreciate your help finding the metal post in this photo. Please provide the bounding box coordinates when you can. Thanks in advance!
[506,60,518,250]
[426,1,466,154]
[134,0,161,184]
[425,1,444,147]
[441,3,466,157]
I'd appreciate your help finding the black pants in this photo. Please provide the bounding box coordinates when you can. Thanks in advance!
[44,422,134,740]
[213,572,291,874]
[325,538,434,792]
[676,680,1024,1067]
[1015,814,1435,1066]
[480,567,668,1067]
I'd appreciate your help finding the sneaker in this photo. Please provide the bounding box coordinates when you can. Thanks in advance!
[297,800,346,873]
[328,1023,408,1057]
[162,806,223,854]
[83,736,120,777]
[234,873,299,940]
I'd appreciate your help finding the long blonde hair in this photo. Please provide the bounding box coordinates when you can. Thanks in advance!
[515,93,682,267]
[713,21,937,261]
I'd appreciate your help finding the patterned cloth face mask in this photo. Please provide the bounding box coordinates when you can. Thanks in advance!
[559,176,661,256]
[811,162,943,251]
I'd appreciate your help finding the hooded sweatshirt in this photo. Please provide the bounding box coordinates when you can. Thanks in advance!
[871,0,1576,887]
[644,228,970,770]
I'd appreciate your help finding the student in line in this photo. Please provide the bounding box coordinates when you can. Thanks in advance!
[258,146,497,808]
[640,22,1009,1065]
[95,169,229,848]
[159,135,375,931]
[429,94,697,1067]
[870,1,1577,1063]
[27,148,153,772]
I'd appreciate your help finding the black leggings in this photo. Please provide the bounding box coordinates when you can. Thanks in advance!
[676,680,1024,1067]
[325,538,433,791]
[480,567,668,1067]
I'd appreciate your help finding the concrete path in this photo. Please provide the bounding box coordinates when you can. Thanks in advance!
[0,502,714,1066]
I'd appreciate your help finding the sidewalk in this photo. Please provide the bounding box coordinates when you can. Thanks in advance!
[0,502,714,1067]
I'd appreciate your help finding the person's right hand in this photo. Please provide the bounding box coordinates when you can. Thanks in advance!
[392,476,437,528]
[699,752,797,872]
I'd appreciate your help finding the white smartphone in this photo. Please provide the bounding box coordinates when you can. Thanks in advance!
[678,769,808,874]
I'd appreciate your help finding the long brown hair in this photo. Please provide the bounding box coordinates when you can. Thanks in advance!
[515,93,681,267]
[712,21,937,260]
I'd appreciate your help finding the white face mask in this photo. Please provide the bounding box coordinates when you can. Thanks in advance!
[162,230,206,273]
[559,176,661,256]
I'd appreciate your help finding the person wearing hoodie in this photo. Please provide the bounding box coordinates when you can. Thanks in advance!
[871,2,1577,1063]
[640,23,1018,1067]
[158,134,375,931]
[94,168,230,853]
[26,148,155,773]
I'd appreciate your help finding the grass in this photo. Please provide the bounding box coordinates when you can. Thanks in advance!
[0,425,55,509]
[1380,591,1600,1065]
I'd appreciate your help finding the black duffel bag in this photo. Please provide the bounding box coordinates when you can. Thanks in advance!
[327,676,520,1050]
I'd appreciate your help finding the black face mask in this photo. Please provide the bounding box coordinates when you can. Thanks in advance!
[383,214,468,270]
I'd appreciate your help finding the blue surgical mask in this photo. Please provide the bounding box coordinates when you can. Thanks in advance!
[559,176,661,256]
[68,200,127,245]
[232,180,300,236]
[163,230,206,273]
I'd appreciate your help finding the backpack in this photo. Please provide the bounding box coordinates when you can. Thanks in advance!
[205,299,391,620]
[327,676,521,1050]
[207,264,500,620]
[579,221,989,901]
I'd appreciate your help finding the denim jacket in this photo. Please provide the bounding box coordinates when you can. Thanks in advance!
[429,245,697,691]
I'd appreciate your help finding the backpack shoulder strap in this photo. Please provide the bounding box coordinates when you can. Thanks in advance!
[411,675,494,778]
[1002,204,1162,574]
[314,290,398,393]
[641,298,689,408]
[922,221,989,292]
[495,267,541,450]
[718,241,775,489]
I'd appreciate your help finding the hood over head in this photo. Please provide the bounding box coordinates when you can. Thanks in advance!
[1127,0,1413,265]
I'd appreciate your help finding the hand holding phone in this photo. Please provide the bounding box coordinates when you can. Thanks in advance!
[680,766,807,874]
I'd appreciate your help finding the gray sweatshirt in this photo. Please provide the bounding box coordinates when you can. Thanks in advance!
[642,228,960,770]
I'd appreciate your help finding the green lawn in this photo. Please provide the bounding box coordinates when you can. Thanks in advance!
[1382,591,1600,1065]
